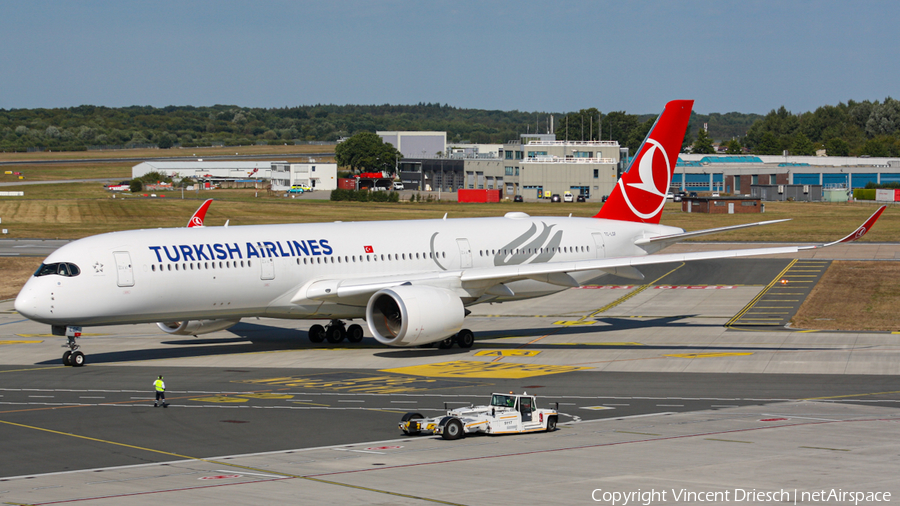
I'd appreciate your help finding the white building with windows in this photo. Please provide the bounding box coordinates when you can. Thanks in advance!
[270,162,337,191]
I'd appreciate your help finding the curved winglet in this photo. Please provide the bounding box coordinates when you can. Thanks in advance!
[187,199,213,228]
[821,205,886,247]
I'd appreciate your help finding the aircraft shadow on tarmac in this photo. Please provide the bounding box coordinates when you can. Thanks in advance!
[35,319,831,365]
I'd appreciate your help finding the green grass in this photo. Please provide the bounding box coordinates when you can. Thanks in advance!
[0,185,895,243]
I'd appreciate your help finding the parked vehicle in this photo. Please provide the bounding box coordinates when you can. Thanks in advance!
[563,191,574,202]
[576,195,586,202]
[551,194,561,202]
[513,195,524,202]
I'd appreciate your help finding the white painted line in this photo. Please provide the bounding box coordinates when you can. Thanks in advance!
[28,395,54,398]
[390,401,417,403]
[337,400,365,403]
[559,412,676,426]
[79,396,105,399]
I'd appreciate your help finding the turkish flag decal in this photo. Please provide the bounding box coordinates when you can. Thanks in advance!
[364,245,374,253]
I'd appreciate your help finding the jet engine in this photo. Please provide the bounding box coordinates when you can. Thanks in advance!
[366,286,464,347]
[157,319,240,336]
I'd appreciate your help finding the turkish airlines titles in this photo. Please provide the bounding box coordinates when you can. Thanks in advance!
[148,239,334,263]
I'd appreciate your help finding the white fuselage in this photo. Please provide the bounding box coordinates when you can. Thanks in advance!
[14,213,681,328]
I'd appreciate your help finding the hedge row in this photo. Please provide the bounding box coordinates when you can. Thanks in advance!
[330,189,400,202]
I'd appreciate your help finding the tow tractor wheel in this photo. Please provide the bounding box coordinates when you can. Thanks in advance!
[325,325,345,343]
[442,418,464,440]
[62,351,72,366]
[70,351,85,367]
[437,337,454,349]
[546,416,558,432]
[456,329,475,348]
[308,324,326,343]
[401,412,424,435]
[346,324,364,343]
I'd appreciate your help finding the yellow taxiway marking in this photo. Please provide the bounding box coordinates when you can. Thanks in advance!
[553,320,596,326]
[474,350,541,357]
[190,396,249,403]
[0,366,66,374]
[236,393,294,400]
[0,340,43,345]
[382,360,589,379]
[727,260,797,327]
[803,389,900,400]
[581,406,615,410]
[665,352,754,359]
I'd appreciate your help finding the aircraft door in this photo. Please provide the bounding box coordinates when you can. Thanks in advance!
[260,257,275,280]
[591,233,606,259]
[113,251,134,287]
[456,239,473,269]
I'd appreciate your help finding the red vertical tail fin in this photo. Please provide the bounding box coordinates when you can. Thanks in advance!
[594,100,693,224]
[187,199,213,227]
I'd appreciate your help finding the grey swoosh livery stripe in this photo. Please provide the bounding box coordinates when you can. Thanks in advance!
[494,222,560,266]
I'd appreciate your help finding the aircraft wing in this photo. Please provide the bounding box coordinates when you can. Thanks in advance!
[633,219,791,248]
[296,206,886,303]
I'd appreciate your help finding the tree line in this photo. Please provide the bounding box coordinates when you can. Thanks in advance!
[1,99,898,157]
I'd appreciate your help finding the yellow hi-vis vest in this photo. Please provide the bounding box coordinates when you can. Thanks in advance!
[154,379,165,392]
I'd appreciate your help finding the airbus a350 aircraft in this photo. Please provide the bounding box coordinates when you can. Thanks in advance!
[14,100,886,366]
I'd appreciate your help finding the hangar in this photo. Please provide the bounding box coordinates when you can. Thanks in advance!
[132,161,277,183]
[131,160,337,192]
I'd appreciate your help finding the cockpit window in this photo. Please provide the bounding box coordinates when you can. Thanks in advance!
[34,262,81,277]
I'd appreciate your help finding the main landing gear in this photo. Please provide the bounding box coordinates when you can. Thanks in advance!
[434,328,475,349]
[308,320,364,344]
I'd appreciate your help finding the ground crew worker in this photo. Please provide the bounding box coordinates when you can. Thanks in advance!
[154,375,168,408]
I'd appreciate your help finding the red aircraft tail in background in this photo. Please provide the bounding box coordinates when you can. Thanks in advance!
[187,199,213,228]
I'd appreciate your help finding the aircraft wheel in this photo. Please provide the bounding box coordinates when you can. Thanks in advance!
[456,329,475,348]
[62,351,72,366]
[437,337,454,349]
[346,324,364,343]
[70,351,85,367]
[308,324,326,343]
[325,325,345,343]
[546,416,558,432]
[442,418,464,440]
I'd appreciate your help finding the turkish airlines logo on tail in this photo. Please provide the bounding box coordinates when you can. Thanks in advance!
[189,216,204,227]
[620,138,673,220]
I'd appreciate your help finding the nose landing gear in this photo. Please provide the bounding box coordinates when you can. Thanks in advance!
[56,326,85,367]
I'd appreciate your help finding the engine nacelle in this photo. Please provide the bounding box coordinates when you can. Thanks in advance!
[366,285,464,347]
[157,318,240,336]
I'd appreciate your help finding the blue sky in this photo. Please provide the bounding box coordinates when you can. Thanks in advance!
[1,0,897,115]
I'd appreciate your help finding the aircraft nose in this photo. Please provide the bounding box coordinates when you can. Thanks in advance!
[14,283,42,320]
